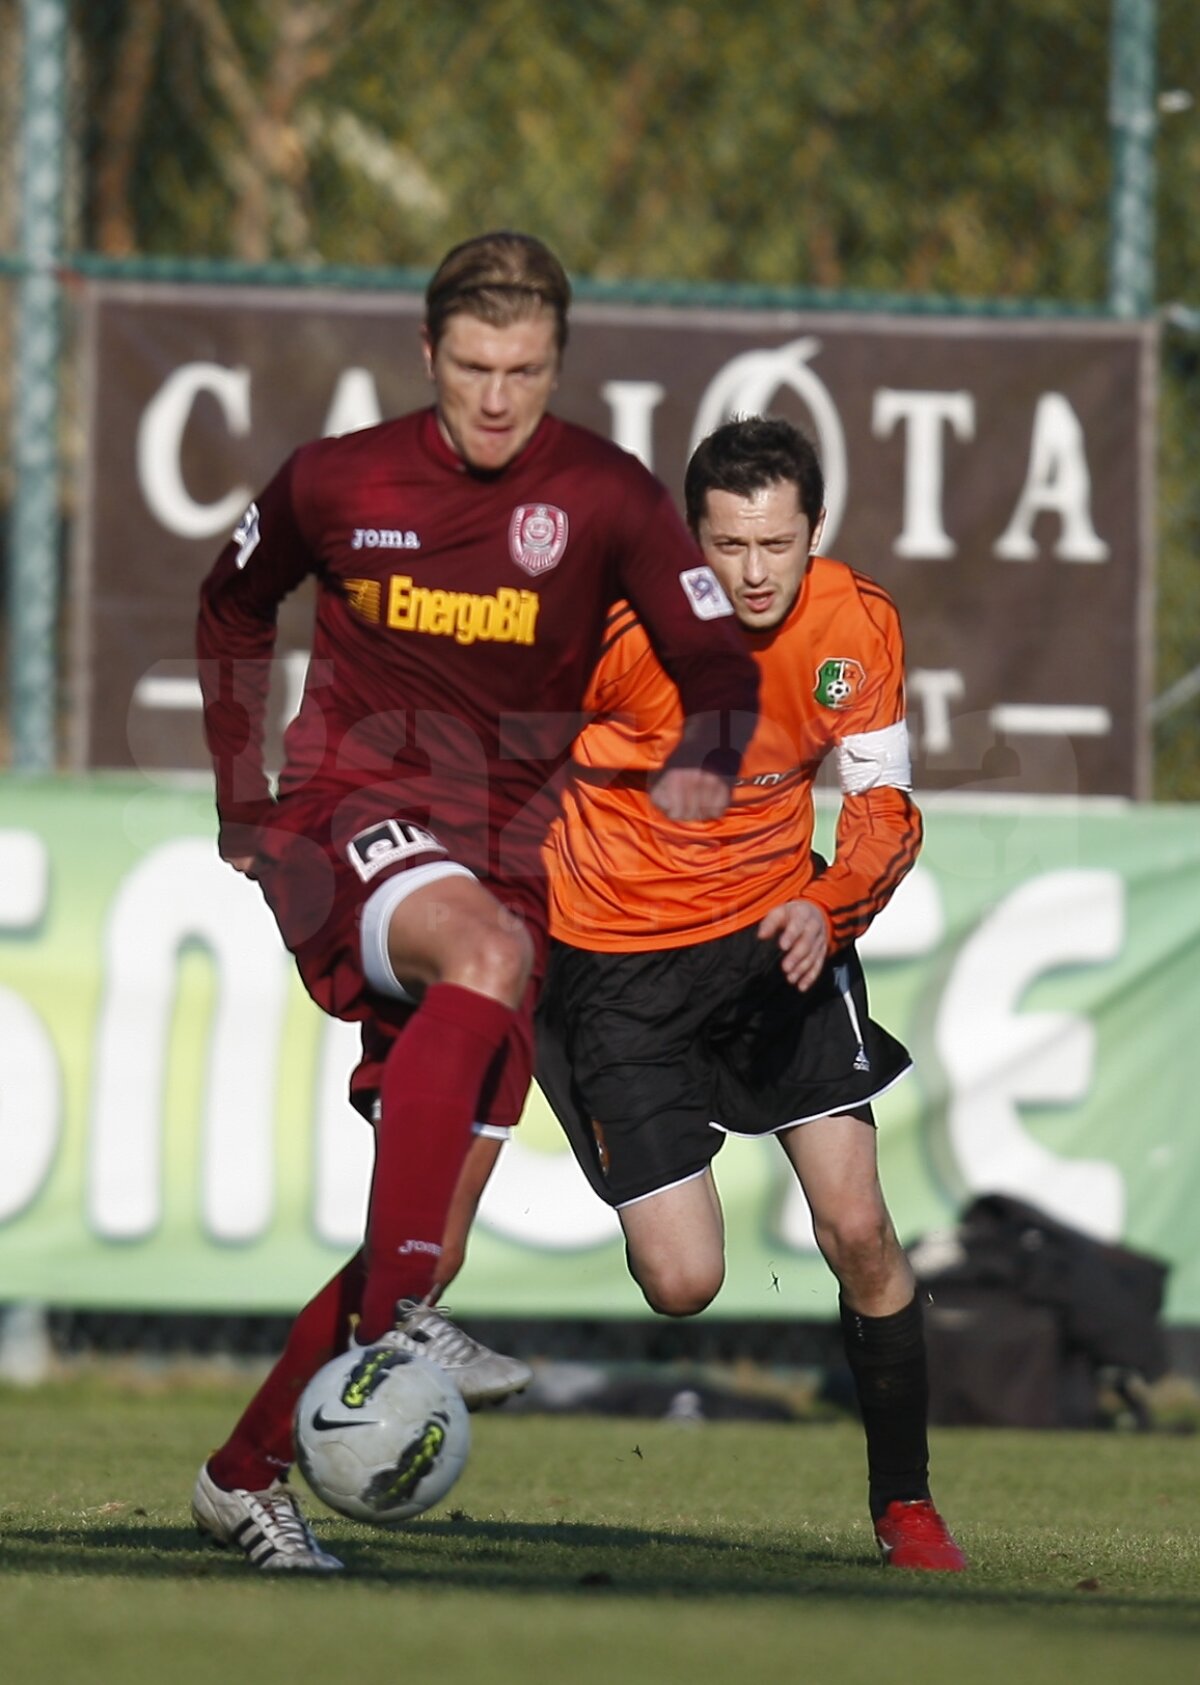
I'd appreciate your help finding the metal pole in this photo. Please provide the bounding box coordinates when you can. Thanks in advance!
[8,0,68,770]
[1108,0,1158,318]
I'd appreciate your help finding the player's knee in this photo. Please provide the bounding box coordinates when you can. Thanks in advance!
[448,918,535,1003]
[633,1254,724,1318]
[816,1206,898,1295]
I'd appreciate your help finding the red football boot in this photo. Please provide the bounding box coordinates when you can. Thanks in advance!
[874,1499,967,1571]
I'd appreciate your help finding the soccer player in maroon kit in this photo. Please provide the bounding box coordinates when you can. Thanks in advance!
[190,232,759,1571]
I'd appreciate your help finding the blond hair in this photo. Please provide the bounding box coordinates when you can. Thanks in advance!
[425,231,571,352]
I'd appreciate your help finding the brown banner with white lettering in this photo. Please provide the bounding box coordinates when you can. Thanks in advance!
[73,282,1155,796]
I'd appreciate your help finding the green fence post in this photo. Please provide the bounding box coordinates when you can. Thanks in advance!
[1109,0,1158,318]
[7,0,68,771]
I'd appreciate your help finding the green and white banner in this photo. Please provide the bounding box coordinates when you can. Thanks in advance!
[1,777,1197,1320]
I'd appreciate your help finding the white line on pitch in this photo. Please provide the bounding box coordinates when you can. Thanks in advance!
[989,703,1112,736]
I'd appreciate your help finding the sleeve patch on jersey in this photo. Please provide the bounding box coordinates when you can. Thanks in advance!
[836,719,913,794]
[814,656,866,709]
[679,565,734,620]
[347,820,447,882]
[232,502,261,570]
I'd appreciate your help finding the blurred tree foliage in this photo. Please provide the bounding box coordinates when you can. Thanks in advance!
[74,0,1129,297]
[7,0,1200,791]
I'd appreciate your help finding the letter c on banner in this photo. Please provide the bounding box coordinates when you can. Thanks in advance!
[136,361,252,539]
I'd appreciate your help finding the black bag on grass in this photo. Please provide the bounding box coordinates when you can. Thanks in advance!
[911,1193,1169,1429]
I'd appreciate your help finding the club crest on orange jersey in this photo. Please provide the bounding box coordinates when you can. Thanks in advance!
[509,504,568,576]
[814,657,866,709]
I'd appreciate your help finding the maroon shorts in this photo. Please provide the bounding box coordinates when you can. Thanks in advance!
[254,789,547,1123]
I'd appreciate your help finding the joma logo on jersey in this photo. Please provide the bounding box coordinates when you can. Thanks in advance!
[387,575,540,647]
[352,527,421,550]
[814,657,866,709]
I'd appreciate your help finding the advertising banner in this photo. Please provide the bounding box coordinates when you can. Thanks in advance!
[73,283,1155,795]
[1,778,1196,1320]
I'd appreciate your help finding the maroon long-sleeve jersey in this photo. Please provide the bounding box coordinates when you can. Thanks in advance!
[197,407,758,880]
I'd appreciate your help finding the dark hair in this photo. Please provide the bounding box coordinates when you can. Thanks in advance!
[684,416,825,532]
[425,231,572,353]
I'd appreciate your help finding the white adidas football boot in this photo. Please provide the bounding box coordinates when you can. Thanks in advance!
[191,1463,343,1572]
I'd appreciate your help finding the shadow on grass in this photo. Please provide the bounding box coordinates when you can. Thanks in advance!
[2,1511,1200,1628]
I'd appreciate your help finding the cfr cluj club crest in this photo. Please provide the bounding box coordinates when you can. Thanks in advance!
[508,504,569,576]
[814,657,866,709]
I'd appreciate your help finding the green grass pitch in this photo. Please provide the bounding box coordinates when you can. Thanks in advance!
[1,1379,1198,1685]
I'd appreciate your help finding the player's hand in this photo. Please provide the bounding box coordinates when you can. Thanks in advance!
[217,805,274,877]
[650,766,732,821]
[758,898,829,990]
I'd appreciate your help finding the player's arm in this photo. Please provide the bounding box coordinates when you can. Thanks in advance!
[760,768,921,988]
[615,480,759,817]
[794,591,922,956]
[762,588,921,981]
[793,781,922,946]
[195,450,317,865]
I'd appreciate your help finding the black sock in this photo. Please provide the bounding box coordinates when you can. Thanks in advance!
[840,1293,931,1521]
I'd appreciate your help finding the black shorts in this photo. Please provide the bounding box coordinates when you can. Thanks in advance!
[535,923,911,1207]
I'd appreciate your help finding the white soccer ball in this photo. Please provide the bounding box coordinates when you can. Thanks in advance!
[294,1344,470,1525]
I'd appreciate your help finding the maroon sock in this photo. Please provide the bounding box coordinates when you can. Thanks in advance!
[358,982,517,1340]
[207,1252,366,1492]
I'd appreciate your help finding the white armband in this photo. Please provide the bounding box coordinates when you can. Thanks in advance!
[835,719,913,794]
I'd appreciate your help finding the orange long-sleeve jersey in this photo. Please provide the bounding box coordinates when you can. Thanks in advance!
[544,555,922,951]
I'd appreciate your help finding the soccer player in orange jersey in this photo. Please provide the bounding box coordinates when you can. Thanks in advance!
[537,416,965,1572]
